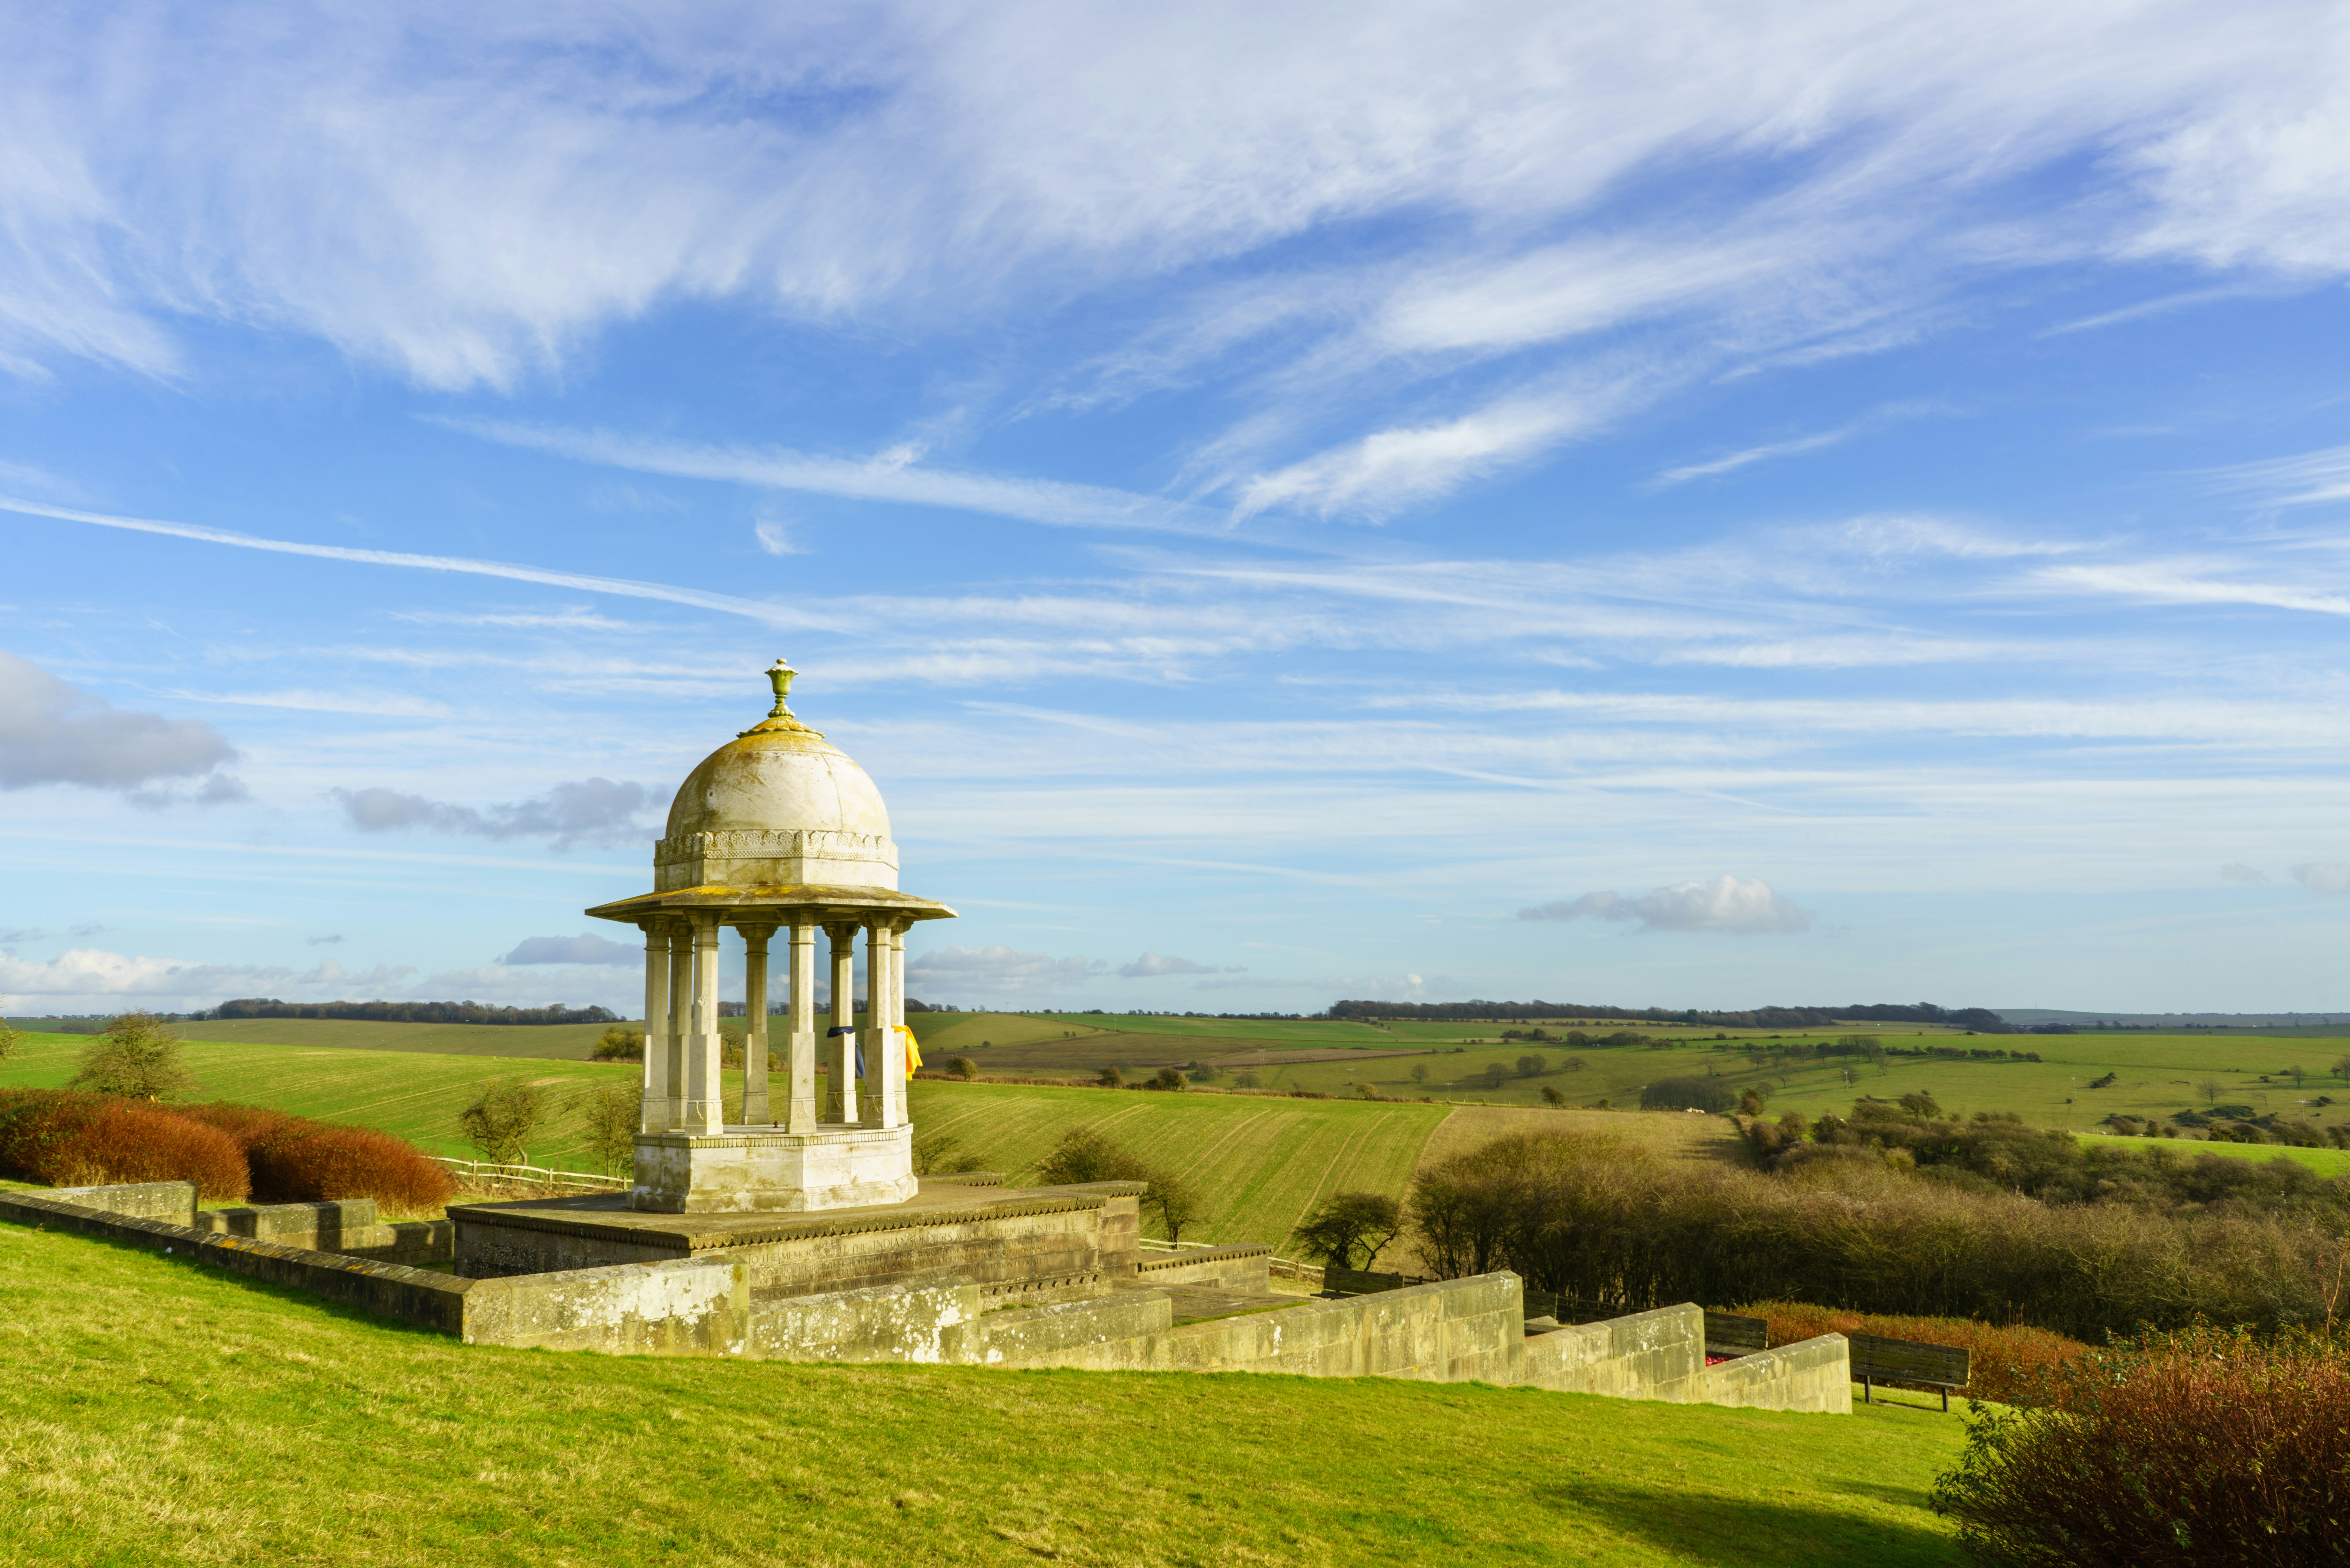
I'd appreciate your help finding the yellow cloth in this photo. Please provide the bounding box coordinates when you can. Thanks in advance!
[900,1024,922,1077]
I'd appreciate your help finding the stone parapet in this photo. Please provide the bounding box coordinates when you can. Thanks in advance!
[1523,1303,1709,1399]
[42,1180,198,1224]
[1132,1244,1271,1292]
[1695,1332,1853,1413]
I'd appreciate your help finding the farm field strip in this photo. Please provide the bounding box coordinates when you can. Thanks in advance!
[2069,1132,2350,1176]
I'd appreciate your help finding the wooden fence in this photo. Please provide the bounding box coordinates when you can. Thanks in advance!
[432,1158,630,1192]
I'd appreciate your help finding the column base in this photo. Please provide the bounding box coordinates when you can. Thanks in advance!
[629,1124,916,1213]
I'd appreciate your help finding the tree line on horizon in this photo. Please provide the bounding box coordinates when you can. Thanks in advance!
[1326,999,2017,1030]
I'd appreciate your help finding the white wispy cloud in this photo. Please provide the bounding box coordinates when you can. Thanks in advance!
[0,494,826,627]
[444,420,1223,535]
[1,4,2343,522]
[2204,443,2350,508]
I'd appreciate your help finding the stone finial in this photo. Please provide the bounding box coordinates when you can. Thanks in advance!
[766,658,797,719]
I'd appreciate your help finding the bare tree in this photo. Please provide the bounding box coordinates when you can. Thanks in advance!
[570,1081,639,1176]
[459,1080,552,1165]
[2199,1078,2224,1105]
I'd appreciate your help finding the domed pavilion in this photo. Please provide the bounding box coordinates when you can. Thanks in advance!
[586,660,955,1213]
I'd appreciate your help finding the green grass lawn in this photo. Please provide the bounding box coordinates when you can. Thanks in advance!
[0,1220,1971,1568]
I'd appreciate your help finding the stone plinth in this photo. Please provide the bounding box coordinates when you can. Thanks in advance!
[452,1179,1146,1296]
[631,1124,917,1214]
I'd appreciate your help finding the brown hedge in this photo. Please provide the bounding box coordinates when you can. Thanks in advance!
[0,1089,249,1201]
[1737,1299,2090,1405]
[178,1103,455,1215]
[1932,1324,2350,1565]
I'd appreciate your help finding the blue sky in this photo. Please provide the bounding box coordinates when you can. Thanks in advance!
[5,3,2350,1017]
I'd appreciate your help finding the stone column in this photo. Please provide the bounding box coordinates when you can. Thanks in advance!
[740,924,773,1125]
[890,922,910,1126]
[664,924,692,1131]
[681,913,724,1135]
[785,919,817,1134]
[825,921,860,1125]
[639,919,671,1133]
[864,919,905,1130]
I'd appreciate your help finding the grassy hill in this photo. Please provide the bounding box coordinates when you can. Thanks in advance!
[0,1219,1972,1567]
[912,1082,1449,1249]
[0,1028,633,1171]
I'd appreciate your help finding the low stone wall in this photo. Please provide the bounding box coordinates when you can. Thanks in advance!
[1004,1273,1525,1384]
[44,1180,198,1224]
[1522,1302,1851,1413]
[1523,1304,1706,1398]
[465,1257,747,1355]
[0,1188,471,1335]
[746,1278,1174,1366]
[190,1198,389,1252]
[1132,1244,1270,1291]
[1695,1332,1853,1413]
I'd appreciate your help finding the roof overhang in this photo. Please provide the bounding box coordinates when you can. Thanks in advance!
[585,883,957,926]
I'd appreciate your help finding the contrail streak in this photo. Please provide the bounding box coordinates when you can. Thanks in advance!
[0,494,821,627]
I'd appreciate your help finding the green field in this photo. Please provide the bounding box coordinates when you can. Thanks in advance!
[0,1031,1456,1244]
[911,1082,1450,1248]
[0,1029,636,1171]
[2071,1131,2350,1176]
[0,1219,1972,1567]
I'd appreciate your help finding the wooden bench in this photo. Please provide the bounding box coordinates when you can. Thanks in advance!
[1702,1310,1766,1359]
[1848,1332,1970,1411]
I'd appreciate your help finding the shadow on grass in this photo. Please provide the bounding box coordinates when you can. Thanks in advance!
[5,1218,458,1341]
[1526,1479,1964,1568]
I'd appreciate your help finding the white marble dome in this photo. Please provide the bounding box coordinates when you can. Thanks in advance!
[652,665,898,892]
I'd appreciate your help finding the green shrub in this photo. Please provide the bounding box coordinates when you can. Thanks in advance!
[67,1012,195,1100]
[591,1027,644,1061]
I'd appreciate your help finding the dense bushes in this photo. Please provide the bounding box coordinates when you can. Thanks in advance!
[178,1103,454,1213]
[1641,1076,1733,1112]
[1758,1098,2350,1228]
[0,1089,248,1200]
[0,1090,451,1213]
[1739,1300,2088,1405]
[1410,1128,2335,1342]
[1932,1325,2350,1565]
